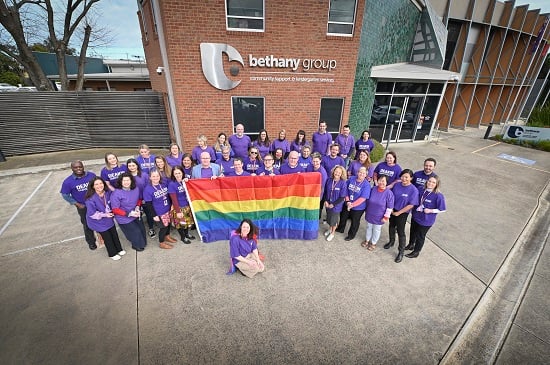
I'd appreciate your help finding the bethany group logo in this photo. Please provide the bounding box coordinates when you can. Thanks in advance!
[200,43,244,91]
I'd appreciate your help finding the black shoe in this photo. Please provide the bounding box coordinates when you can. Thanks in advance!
[88,243,97,250]
[344,236,354,241]
[383,241,394,249]
[404,244,414,251]
[182,237,191,244]
[395,252,404,263]
[335,228,345,233]
[405,251,419,258]
[185,234,196,240]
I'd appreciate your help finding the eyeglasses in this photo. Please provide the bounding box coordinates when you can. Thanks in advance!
[250,151,258,154]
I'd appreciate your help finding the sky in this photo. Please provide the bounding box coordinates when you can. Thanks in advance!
[90,0,550,61]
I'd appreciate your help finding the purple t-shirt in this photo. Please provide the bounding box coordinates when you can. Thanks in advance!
[346,176,371,211]
[252,141,271,159]
[244,157,263,174]
[224,170,251,177]
[132,172,149,199]
[348,161,374,180]
[321,155,345,174]
[279,163,305,175]
[334,134,355,156]
[165,153,183,168]
[312,131,332,155]
[290,141,307,153]
[216,158,235,175]
[230,234,258,265]
[313,166,328,198]
[271,139,290,155]
[391,182,419,212]
[136,154,156,174]
[412,189,446,226]
[143,182,171,216]
[413,170,437,190]
[168,180,189,207]
[324,178,347,213]
[192,146,216,164]
[374,162,402,185]
[365,187,394,224]
[256,166,280,175]
[355,139,375,156]
[101,164,127,188]
[298,156,312,171]
[85,191,114,232]
[60,171,97,204]
[111,188,141,225]
[183,167,192,180]
[229,134,252,158]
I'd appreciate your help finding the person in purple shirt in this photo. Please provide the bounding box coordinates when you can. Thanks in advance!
[60,160,98,250]
[165,142,184,168]
[100,153,127,191]
[244,146,263,175]
[279,151,305,174]
[322,144,345,173]
[336,166,371,241]
[298,145,312,171]
[85,177,125,260]
[348,150,374,182]
[256,154,280,176]
[252,129,271,159]
[191,152,222,179]
[224,157,251,177]
[311,152,328,219]
[412,157,437,190]
[406,176,446,258]
[228,123,252,158]
[312,121,333,155]
[126,158,154,238]
[334,124,355,166]
[216,146,235,176]
[230,219,264,278]
[373,151,402,188]
[355,130,375,158]
[154,155,172,185]
[213,132,233,161]
[363,175,394,251]
[273,148,285,170]
[323,165,348,242]
[168,166,195,244]
[191,135,217,164]
[290,130,307,153]
[384,169,419,263]
[136,144,156,174]
[143,169,175,249]
[270,129,291,159]
[181,153,194,180]
[111,173,147,251]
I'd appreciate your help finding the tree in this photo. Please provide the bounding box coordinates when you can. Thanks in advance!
[0,0,103,90]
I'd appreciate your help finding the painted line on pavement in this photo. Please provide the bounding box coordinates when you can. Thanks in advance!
[0,171,52,237]
[471,141,501,153]
[1,235,84,257]
[471,145,550,174]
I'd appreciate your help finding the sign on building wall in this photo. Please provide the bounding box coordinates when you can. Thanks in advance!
[504,125,550,142]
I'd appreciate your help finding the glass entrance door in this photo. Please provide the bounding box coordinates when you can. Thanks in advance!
[377,96,423,142]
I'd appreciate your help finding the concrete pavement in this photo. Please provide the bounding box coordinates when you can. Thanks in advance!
[0,128,548,364]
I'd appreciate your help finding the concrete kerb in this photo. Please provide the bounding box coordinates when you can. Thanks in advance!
[440,180,550,364]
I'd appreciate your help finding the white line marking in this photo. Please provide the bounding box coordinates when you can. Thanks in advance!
[0,171,52,237]
[1,236,84,257]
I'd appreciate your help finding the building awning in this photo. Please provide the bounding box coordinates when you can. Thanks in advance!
[46,72,150,82]
[370,63,459,82]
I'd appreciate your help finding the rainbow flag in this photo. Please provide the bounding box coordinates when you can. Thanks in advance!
[185,172,321,243]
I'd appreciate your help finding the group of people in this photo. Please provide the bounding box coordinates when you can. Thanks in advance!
[60,121,445,275]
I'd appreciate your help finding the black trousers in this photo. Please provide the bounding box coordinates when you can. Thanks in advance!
[388,213,408,251]
[408,219,431,253]
[76,205,96,246]
[119,219,147,250]
[98,225,123,257]
[337,209,364,238]
[158,224,171,243]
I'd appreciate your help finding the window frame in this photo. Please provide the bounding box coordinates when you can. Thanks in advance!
[231,96,266,138]
[225,0,265,32]
[319,97,345,139]
[327,0,357,37]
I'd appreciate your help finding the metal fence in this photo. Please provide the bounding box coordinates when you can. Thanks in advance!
[0,91,170,156]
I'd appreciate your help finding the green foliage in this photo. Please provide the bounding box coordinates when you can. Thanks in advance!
[369,139,385,162]
[527,105,550,128]
[0,71,21,85]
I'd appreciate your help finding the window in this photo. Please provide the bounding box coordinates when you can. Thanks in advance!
[150,0,158,35]
[226,0,264,32]
[327,0,357,36]
[232,97,265,136]
[138,0,148,41]
[319,98,344,139]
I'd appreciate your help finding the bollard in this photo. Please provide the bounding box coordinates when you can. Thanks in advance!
[0,148,6,162]
[385,124,394,150]
[483,122,493,139]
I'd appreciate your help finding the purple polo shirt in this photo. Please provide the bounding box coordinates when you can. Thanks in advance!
[143,182,171,216]
[412,170,437,190]
[391,182,419,212]
[85,191,115,232]
[374,162,402,185]
[256,166,280,175]
[321,155,345,174]
[355,139,375,155]
[60,171,97,204]
[191,146,216,163]
[271,139,290,154]
[100,164,127,188]
[334,134,355,156]
[168,180,189,207]
[346,176,371,211]
[365,187,394,224]
[216,158,235,175]
[111,188,141,225]
[136,154,156,174]
[230,234,258,265]
[229,134,252,158]
[412,189,446,227]
[348,161,374,180]
[165,153,183,168]
[244,157,263,174]
[312,131,332,155]
[323,178,347,213]
[279,163,305,175]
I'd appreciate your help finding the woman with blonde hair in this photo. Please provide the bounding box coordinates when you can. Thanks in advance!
[323,165,348,242]
[165,142,184,168]
[192,135,216,164]
[154,155,172,185]
[100,152,127,191]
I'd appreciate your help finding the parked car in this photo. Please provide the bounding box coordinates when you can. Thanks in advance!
[16,86,37,92]
[0,83,18,92]
[370,105,414,124]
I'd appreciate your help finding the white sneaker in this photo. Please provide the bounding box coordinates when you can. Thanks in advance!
[326,233,334,242]
[111,254,121,261]
[118,250,126,256]
[324,230,331,237]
